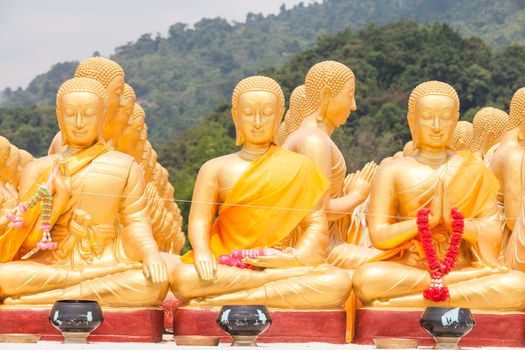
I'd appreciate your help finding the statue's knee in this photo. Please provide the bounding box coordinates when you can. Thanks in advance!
[352,263,384,302]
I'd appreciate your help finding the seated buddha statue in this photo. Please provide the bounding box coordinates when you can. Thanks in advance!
[280,61,378,268]
[2,145,20,201]
[489,87,525,271]
[448,120,473,152]
[352,81,525,310]
[164,75,351,309]
[48,57,125,154]
[0,77,168,306]
[117,102,146,162]
[470,107,509,163]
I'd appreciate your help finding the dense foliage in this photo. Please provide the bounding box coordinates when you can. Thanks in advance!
[158,21,525,220]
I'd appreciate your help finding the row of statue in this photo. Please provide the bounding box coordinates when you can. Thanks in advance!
[1,57,525,316]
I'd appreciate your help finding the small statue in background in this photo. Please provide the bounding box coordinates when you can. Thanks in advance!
[448,120,473,152]
[470,107,509,163]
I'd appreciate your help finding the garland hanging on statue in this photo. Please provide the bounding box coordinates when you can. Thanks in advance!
[416,207,464,302]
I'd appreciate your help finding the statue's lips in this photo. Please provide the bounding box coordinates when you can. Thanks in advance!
[73,130,88,135]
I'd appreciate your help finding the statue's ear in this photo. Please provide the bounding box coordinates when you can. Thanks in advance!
[318,87,331,122]
[231,108,244,146]
[407,112,419,151]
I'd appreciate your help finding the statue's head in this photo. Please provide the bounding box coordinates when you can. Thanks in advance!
[18,149,33,171]
[509,87,525,129]
[471,107,509,155]
[112,84,136,141]
[118,103,145,154]
[231,76,285,146]
[276,84,306,146]
[304,61,356,128]
[56,77,108,149]
[407,81,460,151]
[449,121,473,152]
[74,57,125,126]
[2,145,20,183]
[160,167,169,189]
[0,136,11,171]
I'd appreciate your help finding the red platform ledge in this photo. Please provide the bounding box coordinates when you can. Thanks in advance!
[0,305,164,342]
[174,306,346,343]
[354,307,525,348]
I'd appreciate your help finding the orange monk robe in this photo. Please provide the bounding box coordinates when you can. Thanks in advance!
[0,143,110,262]
[182,146,330,263]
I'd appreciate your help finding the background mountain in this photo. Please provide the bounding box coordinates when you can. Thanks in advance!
[2,0,525,144]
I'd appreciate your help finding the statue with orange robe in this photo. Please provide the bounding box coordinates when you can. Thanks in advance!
[164,76,352,309]
[352,81,525,310]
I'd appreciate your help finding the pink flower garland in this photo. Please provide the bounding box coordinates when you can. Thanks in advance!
[416,207,464,302]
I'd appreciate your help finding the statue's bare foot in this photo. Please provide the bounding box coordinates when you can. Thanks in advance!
[371,299,391,307]
[188,298,210,307]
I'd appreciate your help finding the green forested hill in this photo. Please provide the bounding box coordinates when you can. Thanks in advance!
[157,20,525,220]
[2,0,525,144]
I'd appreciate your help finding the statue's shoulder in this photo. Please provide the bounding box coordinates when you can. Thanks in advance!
[286,126,331,151]
[199,153,239,175]
[96,149,135,167]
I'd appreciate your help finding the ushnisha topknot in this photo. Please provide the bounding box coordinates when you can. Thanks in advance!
[303,61,355,116]
[276,85,307,146]
[74,57,125,88]
[122,83,136,101]
[56,77,109,110]
[408,80,460,116]
[449,120,474,152]
[509,87,525,129]
[231,76,285,112]
[471,107,509,152]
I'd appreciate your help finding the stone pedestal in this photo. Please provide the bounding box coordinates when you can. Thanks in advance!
[0,306,164,342]
[354,308,525,348]
[174,307,346,343]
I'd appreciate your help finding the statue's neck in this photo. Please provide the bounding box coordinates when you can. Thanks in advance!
[415,147,449,168]
[302,113,335,136]
[239,142,271,161]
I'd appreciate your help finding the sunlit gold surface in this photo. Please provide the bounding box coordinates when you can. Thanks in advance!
[282,61,378,266]
[471,107,509,159]
[353,81,525,310]
[166,76,351,309]
[0,77,168,306]
[448,121,473,152]
[490,87,525,271]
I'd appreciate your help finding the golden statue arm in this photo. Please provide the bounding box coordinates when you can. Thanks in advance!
[293,202,328,265]
[502,157,521,231]
[294,134,365,221]
[368,167,421,250]
[118,161,162,263]
[187,161,218,255]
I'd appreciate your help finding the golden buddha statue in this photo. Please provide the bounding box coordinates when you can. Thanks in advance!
[164,76,351,309]
[448,120,473,152]
[18,149,34,172]
[116,102,146,162]
[403,140,415,156]
[0,77,168,306]
[280,61,378,267]
[48,57,125,154]
[470,107,509,161]
[275,85,306,146]
[0,137,16,210]
[352,81,525,310]
[2,145,20,200]
[489,87,525,271]
[112,83,136,145]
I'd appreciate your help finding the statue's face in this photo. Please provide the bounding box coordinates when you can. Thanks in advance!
[114,95,135,136]
[234,91,281,146]
[412,94,458,149]
[106,75,125,121]
[2,151,19,183]
[326,78,356,128]
[59,91,104,149]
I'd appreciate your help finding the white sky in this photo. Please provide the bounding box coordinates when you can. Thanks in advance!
[0,0,318,90]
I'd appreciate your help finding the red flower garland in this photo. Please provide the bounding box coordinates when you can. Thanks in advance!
[416,207,464,302]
